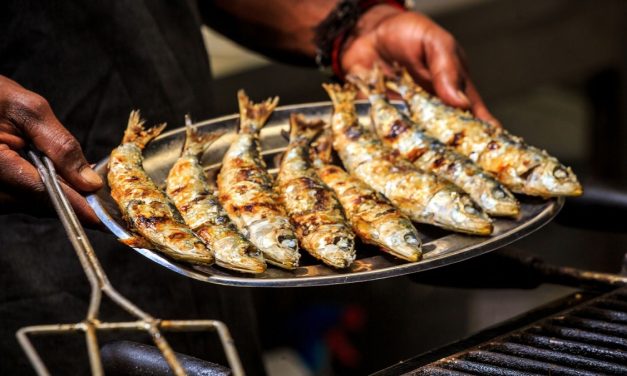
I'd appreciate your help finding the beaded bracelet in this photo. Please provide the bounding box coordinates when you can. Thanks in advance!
[314,0,406,79]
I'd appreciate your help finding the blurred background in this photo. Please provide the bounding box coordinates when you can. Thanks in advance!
[200,0,627,375]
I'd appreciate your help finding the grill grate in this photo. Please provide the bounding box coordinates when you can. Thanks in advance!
[409,287,627,376]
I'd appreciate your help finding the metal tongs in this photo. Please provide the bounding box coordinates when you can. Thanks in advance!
[18,148,244,376]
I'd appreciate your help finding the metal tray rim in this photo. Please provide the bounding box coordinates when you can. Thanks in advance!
[87,100,563,288]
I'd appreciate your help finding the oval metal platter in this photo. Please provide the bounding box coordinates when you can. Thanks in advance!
[87,100,563,287]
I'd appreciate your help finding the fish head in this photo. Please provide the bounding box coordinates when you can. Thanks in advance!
[425,189,493,235]
[376,221,422,262]
[307,225,356,269]
[524,159,583,197]
[213,236,267,274]
[476,181,521,218]
[247,218,300,269]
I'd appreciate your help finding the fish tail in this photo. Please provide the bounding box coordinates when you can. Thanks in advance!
[322,83,357,107]
[385,65,424,95]
[345,74,370,96]
[310,127,334,167]
[346,63,386,96]
[384,63,404,93]
[288,113,325,143]
[182,114,226,157]
[122,110,167,149]
[237,89,279,134]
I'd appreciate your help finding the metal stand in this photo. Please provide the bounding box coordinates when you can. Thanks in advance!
[17,149,244,376]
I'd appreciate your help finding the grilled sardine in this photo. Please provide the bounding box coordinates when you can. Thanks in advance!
[276,114,356,268]
[218,91,300,269]
[166,117,266,274]
[108,111,213,265]
[323,83,493,235]
[349,68,520,217]
[387,68,583,198]
[310,125,422,261]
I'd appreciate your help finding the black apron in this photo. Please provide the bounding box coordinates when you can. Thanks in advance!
[0,1,265,374]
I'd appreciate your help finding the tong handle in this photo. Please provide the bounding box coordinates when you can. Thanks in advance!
[26,149,108,284]
[23,148,245,376]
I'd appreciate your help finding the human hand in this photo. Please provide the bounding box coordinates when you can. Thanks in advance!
[341,5,500,127]
[0,75,103,225]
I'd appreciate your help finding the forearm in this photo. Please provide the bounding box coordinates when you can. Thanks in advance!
[200,1,497,124]
[200,0,339,64]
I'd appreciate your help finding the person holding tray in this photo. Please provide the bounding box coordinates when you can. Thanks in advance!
[0,1,496,374]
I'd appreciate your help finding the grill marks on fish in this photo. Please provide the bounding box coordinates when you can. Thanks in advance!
[384,119,410,140]
[349,67,520,217]
[235,166,273,188]
[166,121,266,274]
[310,127,422,261]
[432,157,446,169]
[404,146,428,162]
[387,67,583,197]
[345,126,363,140]
[137,211,168,227]
[449,131,465,148]
[218,91,300,269]
[242,200,283,213]
[108,111,214,265]
[326,82,492,235]
[276,113,355,268]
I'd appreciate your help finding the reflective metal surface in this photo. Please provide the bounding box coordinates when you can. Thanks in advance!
[87,100,563,287]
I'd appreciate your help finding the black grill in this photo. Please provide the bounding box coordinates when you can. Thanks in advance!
[376,287,627,376]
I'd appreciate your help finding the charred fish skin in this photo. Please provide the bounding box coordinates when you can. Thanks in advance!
[108,111,214,265]
[387,68,583,198]
[349,69,520,217]
[323,83,493,235]
[276,114,356,268]
[166,119,266,274]
[217,91,300,269]
[310,126,422,261]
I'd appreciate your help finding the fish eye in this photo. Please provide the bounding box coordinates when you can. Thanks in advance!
[247,246,262,257]
[278,235,297,249]
[492,188,506,199]
[404,233,419,244]
[553,167,568,179]
[333,236,353,249]
[464,204,477,214]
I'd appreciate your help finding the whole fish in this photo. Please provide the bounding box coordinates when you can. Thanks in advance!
[108,111,213,265]
[310,124,422,261]
[218,91,300,269]
[323,83,493,235]
[276,114,356,268]
[349,68,520,217]
[166,117,266,274]
[387,67,583,198]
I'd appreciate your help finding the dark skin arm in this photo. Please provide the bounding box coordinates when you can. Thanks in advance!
[203,1,498,125]
[201,0,332,65]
